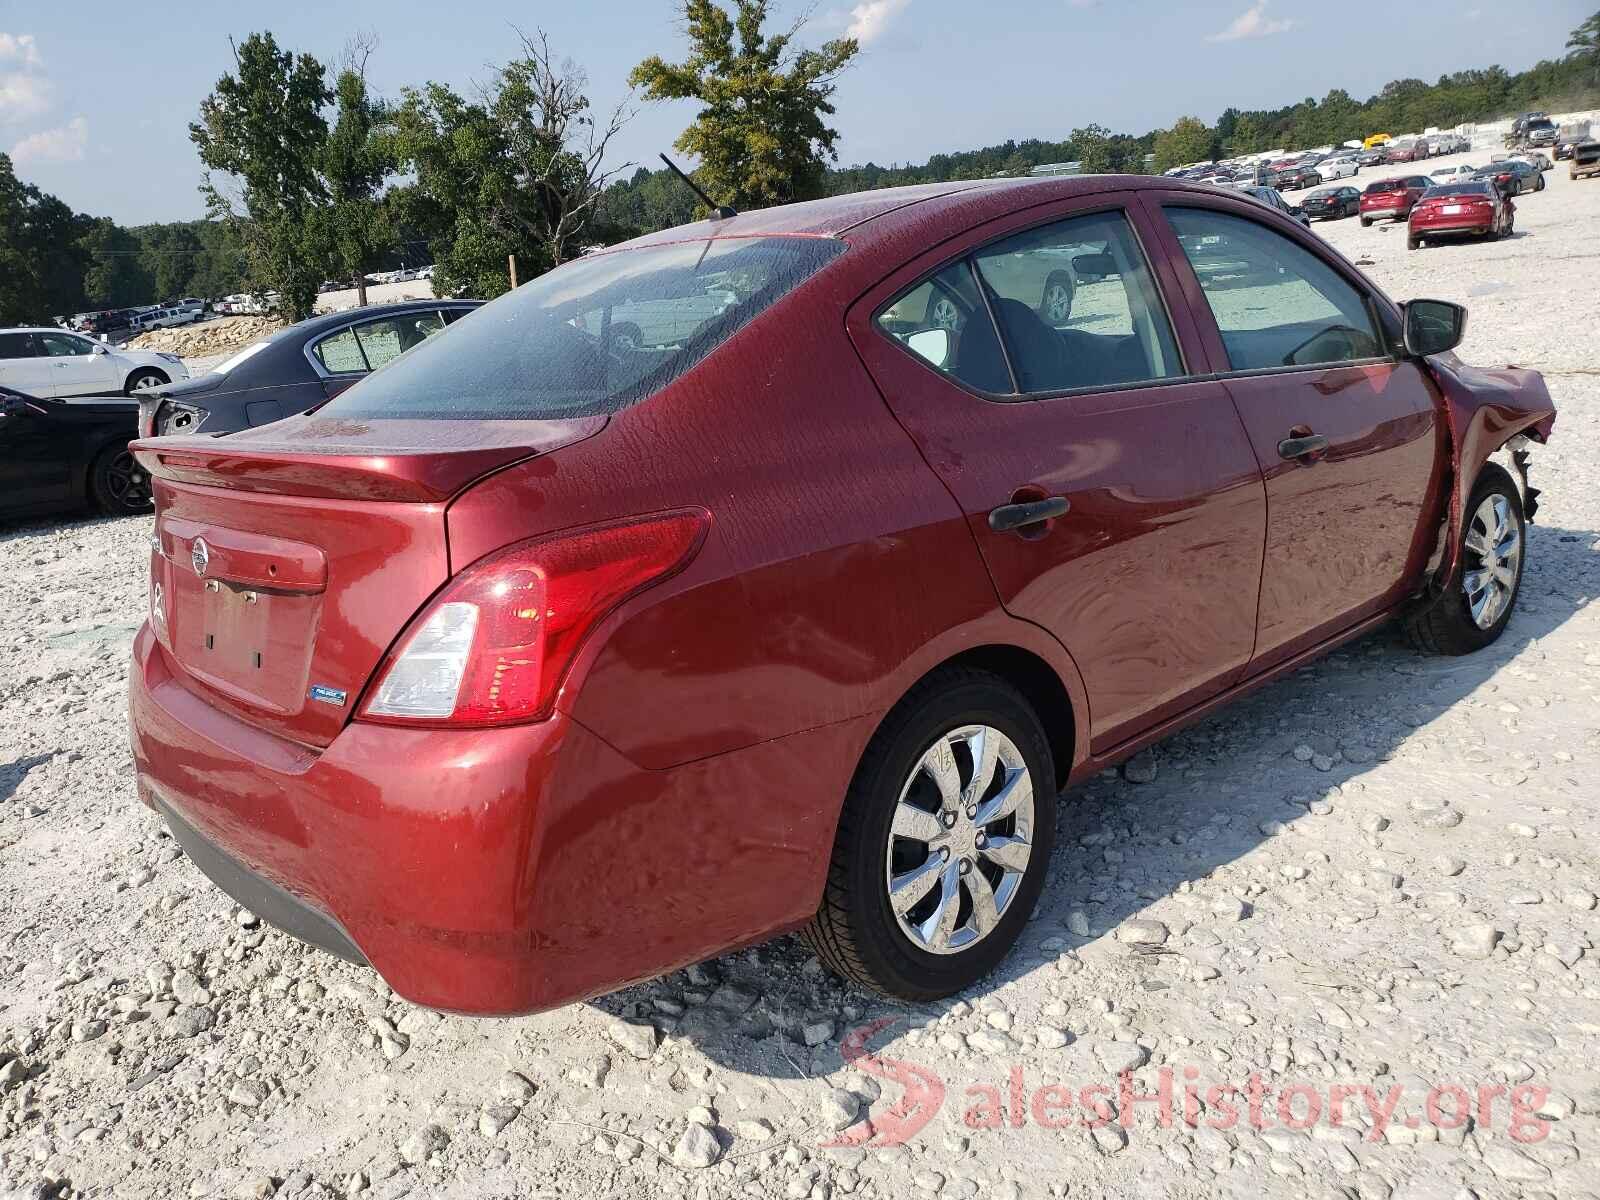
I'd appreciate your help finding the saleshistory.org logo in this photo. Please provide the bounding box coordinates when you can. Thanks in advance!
[821,1020,1555,1149]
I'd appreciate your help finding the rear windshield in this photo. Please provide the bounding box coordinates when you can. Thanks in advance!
[1423,183,1492,198]
[318,236,844,421]
[1365,179,1405,193]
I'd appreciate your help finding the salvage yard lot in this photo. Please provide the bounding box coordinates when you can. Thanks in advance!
[2,160,1598,1199]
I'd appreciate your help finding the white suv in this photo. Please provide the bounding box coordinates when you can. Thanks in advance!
[0,328,191,396]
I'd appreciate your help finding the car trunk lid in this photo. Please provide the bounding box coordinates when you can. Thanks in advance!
[135,413,605,747]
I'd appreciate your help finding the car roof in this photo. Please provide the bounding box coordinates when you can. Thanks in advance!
[608,175,1249,255]
[1,326,93,334]
[286,298,480,338]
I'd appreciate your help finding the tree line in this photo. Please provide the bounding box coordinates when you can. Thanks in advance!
[4,4,1597,328]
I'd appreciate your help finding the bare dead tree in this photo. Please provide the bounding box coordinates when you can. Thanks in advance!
[498,26,635,266]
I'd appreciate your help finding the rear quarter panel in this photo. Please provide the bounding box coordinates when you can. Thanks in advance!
[445,252,1089,772]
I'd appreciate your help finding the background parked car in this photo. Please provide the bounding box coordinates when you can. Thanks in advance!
[1477,160,1544,195]
[1408,181,1515,250]
[139,299,481,437]
[1360,176,1435,224]
[1300,185,1362,220]
[1240,185,1311,227]
[1318,156,1360,180]
[0,385,150,518]
[1556,122,1592,160]
[0,328,189,396]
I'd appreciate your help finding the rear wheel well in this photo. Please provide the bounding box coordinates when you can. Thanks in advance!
[911,645,1078,790]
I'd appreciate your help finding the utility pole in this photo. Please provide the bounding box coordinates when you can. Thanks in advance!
[508,255,519,289]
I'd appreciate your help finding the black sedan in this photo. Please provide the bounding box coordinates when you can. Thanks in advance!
[140,299,480,438]
[1,385,150,520]
[1239,185,1312,227]
[1300,185,1362,220]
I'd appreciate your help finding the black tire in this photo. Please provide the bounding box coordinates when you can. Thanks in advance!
[1039,273,1076,325]
[1408,234,1422,250]
[88,443,153,515]
[803,667,1058,1001]
[124,368,168,395]
[1536,174,1545,192]
[1360,217,1373,227]
[1405,464,1525,656]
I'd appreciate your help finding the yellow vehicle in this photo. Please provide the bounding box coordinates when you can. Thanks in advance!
[1363,133,1393,149]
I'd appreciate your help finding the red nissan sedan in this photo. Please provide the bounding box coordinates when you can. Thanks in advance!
[1408,181,1515,249]
[129,176,1555,1015]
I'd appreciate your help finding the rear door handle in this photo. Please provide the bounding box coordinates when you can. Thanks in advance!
[1278,434,1330,462]
[988,496,1071,533]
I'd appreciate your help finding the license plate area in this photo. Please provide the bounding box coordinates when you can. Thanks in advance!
[1443,205,1463,214]
[169,575,323,717]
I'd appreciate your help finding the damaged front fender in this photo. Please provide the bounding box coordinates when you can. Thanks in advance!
[1416,355,1557,603]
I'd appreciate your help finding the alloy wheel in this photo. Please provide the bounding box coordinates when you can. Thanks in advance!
[1042,284,1073,324]
[1462,493,1521,630]
[103,451,151,510]
[929,295,963,332]
[885,725,1035,956]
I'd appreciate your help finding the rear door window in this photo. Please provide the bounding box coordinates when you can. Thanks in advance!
[314,328,367,374]
[971,211,1182,392]
[320,238,843,420]
[1165,207,1384,372]
[876,261,1011,394]
[0,333,38,359]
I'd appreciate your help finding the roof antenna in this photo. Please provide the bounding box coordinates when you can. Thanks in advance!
[660,154,738,219]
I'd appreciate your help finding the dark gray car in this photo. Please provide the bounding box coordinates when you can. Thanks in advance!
[139,300,481,438]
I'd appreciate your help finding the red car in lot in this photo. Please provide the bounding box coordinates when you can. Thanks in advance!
[1408,181,1515,249]
[129,176,1556,1016]
[1360,175,1434,225]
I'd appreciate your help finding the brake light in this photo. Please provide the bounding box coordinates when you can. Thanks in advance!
[359,510,710,727]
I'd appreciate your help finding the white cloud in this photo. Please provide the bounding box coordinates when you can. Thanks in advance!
[847,0,912,45]
[0,71,51,122]
[12,115,87,164]
[0,32,42,67]
[1206,1,1295,42]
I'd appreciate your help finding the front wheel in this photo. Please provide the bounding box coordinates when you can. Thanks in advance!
[1405,464,1525,655]
[803,668,1057,1001]
[1360,217,1373,227]
[124,368,168,395]
[1408,234,1422,250]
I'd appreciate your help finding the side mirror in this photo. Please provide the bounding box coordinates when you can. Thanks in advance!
[1072,252,1118,279]
[0,394,25,420]
[1403,299,1468,357]
[906,328,953,369]
[93,343,109,355]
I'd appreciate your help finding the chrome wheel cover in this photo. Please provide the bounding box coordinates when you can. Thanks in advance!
[1462,493,1521,630]
[885,725,1035,956]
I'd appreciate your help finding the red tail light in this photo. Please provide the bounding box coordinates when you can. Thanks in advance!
[359,509,710,728]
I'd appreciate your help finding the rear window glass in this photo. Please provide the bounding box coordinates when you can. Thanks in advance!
[1424,183,1491,198]
[319,237,845,420]
[1365,179,1405,193]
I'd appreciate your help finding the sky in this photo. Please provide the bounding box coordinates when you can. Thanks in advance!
[2,0,1593,225]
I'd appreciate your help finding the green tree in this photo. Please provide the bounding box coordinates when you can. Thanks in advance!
[79,218,152,307]
[1070,124,1117,173]
[0,154,89,324]
[321,39,398,307]
[1153,116,1216,173]
[629,0,857,211]
[1569,9,1600,88]
[189,32,335,319]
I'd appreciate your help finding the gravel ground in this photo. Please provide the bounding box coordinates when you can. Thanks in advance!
[3,156,1599,1200]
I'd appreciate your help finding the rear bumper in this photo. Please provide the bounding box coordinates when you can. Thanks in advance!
[1411,217,1495,237]
[129,623,867,1014]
